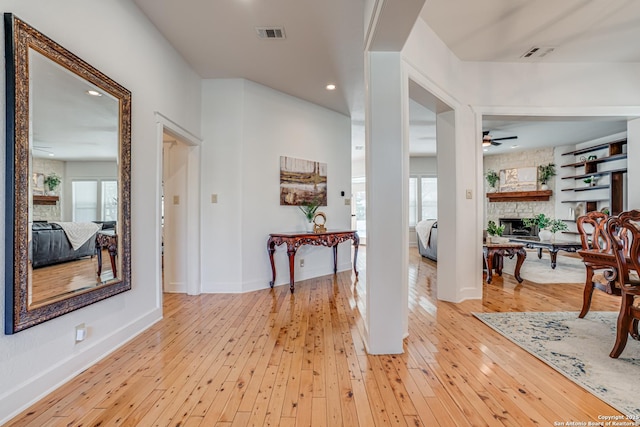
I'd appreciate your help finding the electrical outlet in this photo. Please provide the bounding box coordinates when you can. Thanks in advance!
[344,198,351,205]
[75,323,86,343]
[211,194,218,203]
[465,189,472,199]
[173,195,180,205]
[299,259,304,267]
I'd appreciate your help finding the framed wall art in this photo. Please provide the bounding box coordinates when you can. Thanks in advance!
[280,156,327,206]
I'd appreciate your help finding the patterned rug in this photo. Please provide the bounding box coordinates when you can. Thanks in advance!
[501,251,585,284]
[473,311,640,421]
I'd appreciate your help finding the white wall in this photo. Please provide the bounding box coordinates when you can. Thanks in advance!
[200,79,352,293]
[0,1,202,422]
[409,156,437,175]
[162,142,190,293]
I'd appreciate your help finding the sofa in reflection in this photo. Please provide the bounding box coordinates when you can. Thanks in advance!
[416,219,438,261]
[30,221,115,268]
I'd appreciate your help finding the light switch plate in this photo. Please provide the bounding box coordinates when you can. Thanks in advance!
[211,194,218,203]
[465,189,472,199]
[173,195,180,205]
[344,199,351,205]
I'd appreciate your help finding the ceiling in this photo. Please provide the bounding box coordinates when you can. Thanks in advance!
[31,50,119,161]
[131,0,640,157]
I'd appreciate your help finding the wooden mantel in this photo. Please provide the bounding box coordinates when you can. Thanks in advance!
[486,190,552,202]
[33,195,59,205]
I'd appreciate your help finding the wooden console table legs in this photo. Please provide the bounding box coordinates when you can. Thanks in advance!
[267,231,359,293]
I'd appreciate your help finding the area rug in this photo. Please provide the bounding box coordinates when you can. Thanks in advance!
[501,251,585,284]
[473,311,640,420]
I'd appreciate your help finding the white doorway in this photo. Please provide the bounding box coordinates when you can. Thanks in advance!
[155,113,202,297]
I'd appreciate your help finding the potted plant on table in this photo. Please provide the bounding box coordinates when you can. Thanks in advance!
[548,219,568,237]
[485,169,500,193]
[486,220,507,243]
[538,163,556,190]
[523,213,567,241]
[299,199,320,232]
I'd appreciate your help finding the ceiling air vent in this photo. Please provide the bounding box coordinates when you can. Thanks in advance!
[520,46,556,59]
[256,27,286,40]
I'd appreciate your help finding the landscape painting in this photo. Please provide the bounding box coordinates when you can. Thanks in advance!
[280,156,327,206]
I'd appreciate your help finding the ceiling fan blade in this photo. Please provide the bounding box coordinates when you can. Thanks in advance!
[483,130,490,136]
[491,135,518,141]
[491,141,502,146]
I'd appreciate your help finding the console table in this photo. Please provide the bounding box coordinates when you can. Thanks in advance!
[509,237,582,269]
[96,230,117,279]
[267,230,359,293]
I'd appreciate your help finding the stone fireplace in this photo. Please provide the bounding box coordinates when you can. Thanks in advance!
[499,218,538,237]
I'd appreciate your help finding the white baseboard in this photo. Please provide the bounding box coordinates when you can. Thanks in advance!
[0,308,162,425]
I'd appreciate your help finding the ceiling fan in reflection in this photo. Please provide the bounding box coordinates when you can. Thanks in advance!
[33,145,54,156]
[482,130,517,147]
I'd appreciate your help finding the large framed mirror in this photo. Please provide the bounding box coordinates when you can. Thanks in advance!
[4,14,131,334]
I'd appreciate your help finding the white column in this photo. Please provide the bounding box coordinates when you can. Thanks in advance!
[364,51,408,354]
[435,108,483,302]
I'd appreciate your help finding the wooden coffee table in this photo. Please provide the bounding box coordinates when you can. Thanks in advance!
[483,243,526,284]
[509,237,582,269]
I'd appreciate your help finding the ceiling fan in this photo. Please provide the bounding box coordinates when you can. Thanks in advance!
[482,130,517,147]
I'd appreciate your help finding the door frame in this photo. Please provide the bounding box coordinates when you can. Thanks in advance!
[155,112,202,298]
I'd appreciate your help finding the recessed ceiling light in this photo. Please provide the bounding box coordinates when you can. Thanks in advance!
[483,148,489,152]
[48,153,54,156]
[511,145,518,148]
[326,84,336,91]
[86,90,102,97]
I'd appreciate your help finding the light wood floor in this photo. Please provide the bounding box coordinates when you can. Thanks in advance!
[30,249,115,307]
[7,248,624,426]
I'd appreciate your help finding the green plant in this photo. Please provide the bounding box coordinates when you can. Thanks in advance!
[523,213,552,230]
[44,173,61,191]
[485,169,500,188]
[299,199,320,221]
[538,163,556,185]
[486,220,505,236]
[548,219,569,234]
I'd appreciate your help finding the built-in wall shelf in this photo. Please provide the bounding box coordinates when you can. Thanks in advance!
[561,139,626,157]
[486,190,552,202]
[33,195,59,205]
[560,138,627,215]
[561,168,627,180]
[561,185,609,192]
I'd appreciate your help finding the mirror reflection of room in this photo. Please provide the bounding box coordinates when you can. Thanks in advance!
[28,48,120,308]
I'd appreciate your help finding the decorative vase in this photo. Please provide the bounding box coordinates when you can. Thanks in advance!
[488,187,497,193]
[540,184,549,191]
[539,230,553,241]
[305,220,313,232]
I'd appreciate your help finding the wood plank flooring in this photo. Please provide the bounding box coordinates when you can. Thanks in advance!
[6,248,624,426]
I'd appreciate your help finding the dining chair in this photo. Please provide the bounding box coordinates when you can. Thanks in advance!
[607,210,640,358]
[577,212,619,318]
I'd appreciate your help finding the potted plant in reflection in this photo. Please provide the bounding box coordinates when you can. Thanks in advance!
[299,199,320,232]
[44,173,61,195]
[485,169,499,193]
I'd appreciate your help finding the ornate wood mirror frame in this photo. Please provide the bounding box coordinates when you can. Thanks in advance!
[4,14,131,334]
